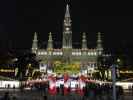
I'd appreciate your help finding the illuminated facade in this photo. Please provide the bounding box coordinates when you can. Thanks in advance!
[31,4,103,71]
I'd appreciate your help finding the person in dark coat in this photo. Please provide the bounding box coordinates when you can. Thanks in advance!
[132,85,133,96]
[43,95,47,100]
[1,92,10,100]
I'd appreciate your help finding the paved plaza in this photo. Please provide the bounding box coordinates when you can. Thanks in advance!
[0,89,133,100]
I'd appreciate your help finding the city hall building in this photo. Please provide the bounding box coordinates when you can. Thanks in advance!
[31,4,103,73]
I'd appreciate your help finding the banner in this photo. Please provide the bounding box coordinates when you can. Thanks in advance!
[54,63,80,74]
[48,75,57,95]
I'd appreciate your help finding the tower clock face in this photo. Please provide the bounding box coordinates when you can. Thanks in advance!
[66,27,70,31]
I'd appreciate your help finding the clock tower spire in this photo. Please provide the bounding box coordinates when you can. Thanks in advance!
[63,4,72,49]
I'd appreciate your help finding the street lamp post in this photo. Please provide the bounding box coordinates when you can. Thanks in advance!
[111,64,116,100]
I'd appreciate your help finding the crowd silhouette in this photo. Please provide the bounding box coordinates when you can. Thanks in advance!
[1,82,133,100]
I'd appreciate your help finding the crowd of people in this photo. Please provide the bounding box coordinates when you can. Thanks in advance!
[1,82,133,100]
[23,75,126,100]
[48,82,124,100]
[0,92,17,100]
[0,84,121,100]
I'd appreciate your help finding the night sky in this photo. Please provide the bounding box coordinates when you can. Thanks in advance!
[0,0,133,59]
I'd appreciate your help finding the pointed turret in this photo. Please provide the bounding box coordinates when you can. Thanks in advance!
[65,4,70,18]
[47,32,53,51]
[97,32,103,56]
[82,32,87,50]
[32,32,38,54]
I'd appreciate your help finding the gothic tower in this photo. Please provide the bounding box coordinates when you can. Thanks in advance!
[62,4,72,63]
[47,32,53,68]
[32,32,38,54]
[63,4,72,49]
[97,32,103,56]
